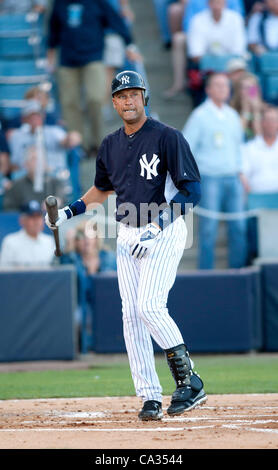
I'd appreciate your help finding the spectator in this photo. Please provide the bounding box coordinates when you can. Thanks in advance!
[182,72,247,269]
[240,105,278,262]
[3,145,66,211]
[188,0,247,61]
[60,221,117,349]
[24,84,62,127]
[241,106,278,194]
[61,221,117,276]
[184,0,245,31]
[247,0,278,54]
[226,56,248,87]
[47,0,139,156]
[0,199,55,267]
[0,0,47,14]
[230,71,265,140]
[185,0,247,106]
[164,0,246,99]
[7,99,82,200]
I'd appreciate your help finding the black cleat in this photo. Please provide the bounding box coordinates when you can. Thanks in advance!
[167,385,207,416]
[138,400,163,421]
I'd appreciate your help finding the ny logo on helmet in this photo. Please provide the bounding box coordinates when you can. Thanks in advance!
[139,154,160,180]
[121,75,130,85]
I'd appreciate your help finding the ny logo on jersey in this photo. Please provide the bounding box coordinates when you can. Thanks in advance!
[139,153,160,180]
[121,75,130,84]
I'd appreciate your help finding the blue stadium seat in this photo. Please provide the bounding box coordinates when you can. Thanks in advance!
[255,53,278,104]
[0,13,44,32]
[0,59,49,120]
[0,58,47,77]
[199,54,240,72]
[257,53,278,74]
[248,193,278,210]
[0,36,45,59]
[0,13,45,59]
[262,75,278,104]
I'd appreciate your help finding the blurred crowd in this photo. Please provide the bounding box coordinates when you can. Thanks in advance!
[0,0,278,272]
[0,0,278,353]
[152,0,278,269]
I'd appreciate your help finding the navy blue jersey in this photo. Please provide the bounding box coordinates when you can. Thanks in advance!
[94,118,200,227]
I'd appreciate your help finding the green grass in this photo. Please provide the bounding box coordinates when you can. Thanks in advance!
[0,354,277,400]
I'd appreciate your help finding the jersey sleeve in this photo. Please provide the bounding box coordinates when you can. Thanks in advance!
[94,143,114,191]
[163,128,201,190]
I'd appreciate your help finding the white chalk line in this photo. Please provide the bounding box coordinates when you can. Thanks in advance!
[0,425,216,433]
[223,425,278,435]
[51,411,278,421]
[1,424,278,435]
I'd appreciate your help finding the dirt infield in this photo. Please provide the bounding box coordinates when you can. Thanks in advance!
[0,394,278,449]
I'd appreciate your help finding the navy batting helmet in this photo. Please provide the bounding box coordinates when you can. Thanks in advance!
[111,70,149,105]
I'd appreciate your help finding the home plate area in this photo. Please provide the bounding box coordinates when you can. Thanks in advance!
[0,394,278,449]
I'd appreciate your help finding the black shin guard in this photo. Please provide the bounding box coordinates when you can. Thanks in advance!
[165,343,192,387]
[165,344,206,414]
[165,343,204,392]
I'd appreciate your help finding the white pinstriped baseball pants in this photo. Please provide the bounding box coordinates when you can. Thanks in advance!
[116,216,187,403]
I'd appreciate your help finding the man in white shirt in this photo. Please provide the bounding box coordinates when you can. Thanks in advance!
[8,100,82,176]
[183,72,247,269]
[240,105,278,263]
[241,106,278,193]
[187,0,247,60]
[0,200,55,267]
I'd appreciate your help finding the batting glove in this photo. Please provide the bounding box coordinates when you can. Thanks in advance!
[45,206,69,230]
[130,223,161,259]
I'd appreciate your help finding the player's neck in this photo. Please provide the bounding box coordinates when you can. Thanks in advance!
[124,115,148,136]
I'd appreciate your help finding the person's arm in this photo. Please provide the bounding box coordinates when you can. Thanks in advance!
[247,12,267,55]
[45,142,114,229]
[45,186,113,229]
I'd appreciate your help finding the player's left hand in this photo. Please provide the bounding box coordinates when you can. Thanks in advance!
[130,223,161,259]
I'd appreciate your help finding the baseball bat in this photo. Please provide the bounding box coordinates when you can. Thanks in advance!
[45,195,63,257]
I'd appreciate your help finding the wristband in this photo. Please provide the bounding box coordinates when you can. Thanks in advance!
[67,198,86,218]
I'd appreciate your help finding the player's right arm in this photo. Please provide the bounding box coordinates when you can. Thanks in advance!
[45,186,114,229]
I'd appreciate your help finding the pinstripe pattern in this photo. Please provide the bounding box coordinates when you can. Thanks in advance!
[117,217,187,402]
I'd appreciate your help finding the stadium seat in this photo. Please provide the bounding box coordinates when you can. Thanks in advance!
[248,193,278,210]
[255,53,278,104]
[199,54,240,72]
[0,59,49,121]
[262,75,278,104]
[0,36,45,59]
[0,13,45,59]
[0,12,44,32]
[257,53,278,74]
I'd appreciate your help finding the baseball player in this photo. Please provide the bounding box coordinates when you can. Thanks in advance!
[45,70,207,420]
